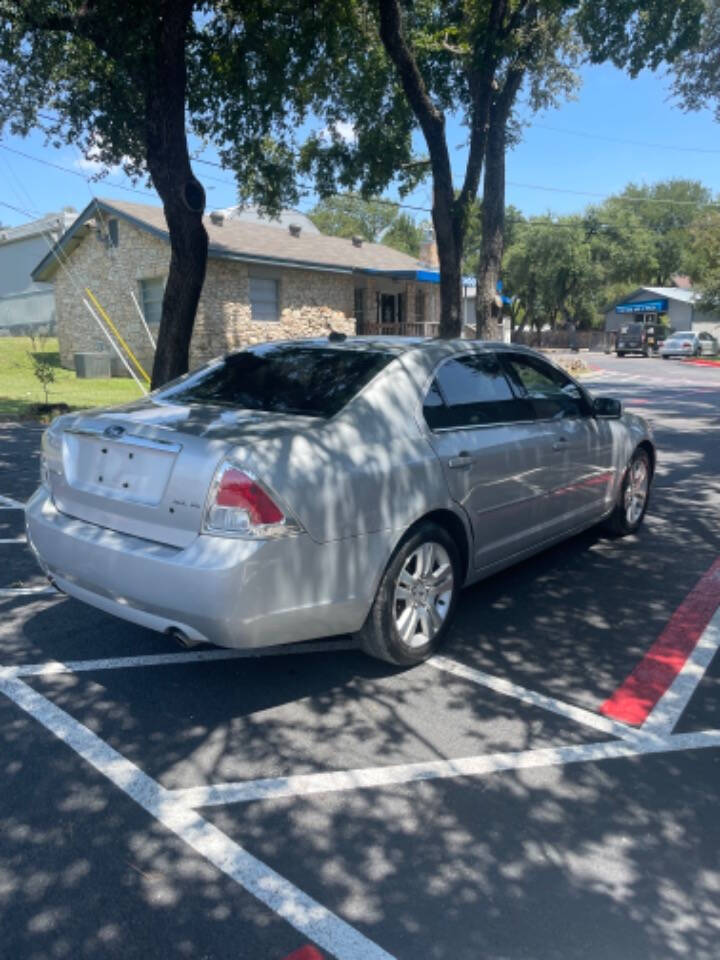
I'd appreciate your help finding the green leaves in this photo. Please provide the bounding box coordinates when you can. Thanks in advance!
[307,195,425,255]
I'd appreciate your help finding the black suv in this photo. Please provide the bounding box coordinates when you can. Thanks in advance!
[616,322,670,357]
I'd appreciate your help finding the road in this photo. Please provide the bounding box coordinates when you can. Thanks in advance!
[0,352,718,960]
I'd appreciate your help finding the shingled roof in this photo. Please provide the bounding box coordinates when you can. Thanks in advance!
[33,198,434,282]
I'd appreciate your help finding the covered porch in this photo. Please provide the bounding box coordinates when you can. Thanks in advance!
[352,268,440,338]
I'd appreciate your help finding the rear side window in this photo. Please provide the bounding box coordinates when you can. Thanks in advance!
[500,354,589,421]
[423,354,531,430]
[158,344,394,418]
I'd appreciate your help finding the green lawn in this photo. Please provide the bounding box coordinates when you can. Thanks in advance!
[0,336,144,421]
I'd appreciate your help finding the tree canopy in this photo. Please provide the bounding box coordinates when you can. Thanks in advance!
[672,0,720,122]
[500,178,719,330]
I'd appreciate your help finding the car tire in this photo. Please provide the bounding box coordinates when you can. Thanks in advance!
[603,447,651,538]
[357,522,461,666]
[617,352,625,358]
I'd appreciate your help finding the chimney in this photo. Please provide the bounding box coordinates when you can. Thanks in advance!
[289,223,302,237]
[419,227,439,268]
[209,211,225,226]
[351,235,363,248]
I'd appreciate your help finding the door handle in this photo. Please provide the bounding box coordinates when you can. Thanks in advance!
[552,436,569,451]
[448,454,473,469]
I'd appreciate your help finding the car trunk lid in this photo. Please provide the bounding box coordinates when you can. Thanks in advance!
[49,401,319,548]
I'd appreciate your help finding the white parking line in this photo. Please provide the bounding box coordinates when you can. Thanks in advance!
[427,654,641,742]
[167,730,720,809]
[9,639,360,678]
[0,673,395,960]
[642,608,720,736]
[0,495,25,509]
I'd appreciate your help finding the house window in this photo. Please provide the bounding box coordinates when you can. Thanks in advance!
[249,274,279,322]
[140,276,165,329]
[415,288,426,324]
[107,218,119,247]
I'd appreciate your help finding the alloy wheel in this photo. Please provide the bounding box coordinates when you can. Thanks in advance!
[624,457,649,526]
[392,541,454,648]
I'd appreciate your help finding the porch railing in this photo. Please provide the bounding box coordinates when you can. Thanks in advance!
[358,322,441,338]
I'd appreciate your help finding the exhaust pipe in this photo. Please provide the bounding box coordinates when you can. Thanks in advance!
[167,627,202,650]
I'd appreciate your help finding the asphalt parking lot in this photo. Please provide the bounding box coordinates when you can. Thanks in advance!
[1,352,719,960]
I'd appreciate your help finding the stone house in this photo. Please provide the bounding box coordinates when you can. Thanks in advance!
[32,198,441,375]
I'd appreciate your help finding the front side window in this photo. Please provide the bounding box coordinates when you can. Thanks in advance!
[157,343,394,418]
[500,354,589,421]
[423,354,531,430]
[249,275,279,322]
[140,276,165,329]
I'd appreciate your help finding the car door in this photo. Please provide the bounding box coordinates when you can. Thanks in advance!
[423,352,562,570]
[698,332,715,356]
[498,352,616,530]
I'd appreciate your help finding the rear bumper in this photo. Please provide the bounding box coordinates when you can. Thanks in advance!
[660,347,693,357]
[26,488,392,648]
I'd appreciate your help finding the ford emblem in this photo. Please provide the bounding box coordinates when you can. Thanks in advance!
[104,425,125,438]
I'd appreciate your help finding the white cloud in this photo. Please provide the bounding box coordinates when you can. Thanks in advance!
[74,153,123,176]
[319,121,357,145]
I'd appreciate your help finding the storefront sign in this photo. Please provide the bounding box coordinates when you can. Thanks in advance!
[616,298,668,314]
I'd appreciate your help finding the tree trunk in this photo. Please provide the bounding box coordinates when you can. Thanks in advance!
[432,186,464,338]
[475,115,506,339]
[375,0,497,340]
[475,68,523,340]
[145,0,208,389]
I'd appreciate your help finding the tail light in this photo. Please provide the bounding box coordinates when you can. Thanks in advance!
[203,460,302,539]
[682,341,691,348]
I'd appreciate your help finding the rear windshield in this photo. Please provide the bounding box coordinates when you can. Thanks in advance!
[669,332,693,338]
[620,324,644,335]
[156,343,394,418]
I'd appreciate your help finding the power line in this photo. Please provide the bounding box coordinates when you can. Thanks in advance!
[0,198,41,219]
[0,144,154,199]
[505,178,720,207]
[32,110,720,212]
[532,122,720,156]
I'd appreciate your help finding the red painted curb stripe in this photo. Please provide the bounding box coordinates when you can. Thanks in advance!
[600,558,720,725]
[682,358,720,367]
[280,948,325,960]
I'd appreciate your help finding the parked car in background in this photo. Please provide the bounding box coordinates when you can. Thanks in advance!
[27,338,655,666]
[616,322,651,357]
[660,331,719,359]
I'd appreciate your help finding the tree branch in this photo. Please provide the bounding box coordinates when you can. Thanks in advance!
[7,0,121,58]
[455,0,511,220]
[376,0,451,183]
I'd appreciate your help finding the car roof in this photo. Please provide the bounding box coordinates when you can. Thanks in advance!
[227,336,541,361]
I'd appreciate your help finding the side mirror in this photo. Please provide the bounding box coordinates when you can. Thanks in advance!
[593,396,623,419]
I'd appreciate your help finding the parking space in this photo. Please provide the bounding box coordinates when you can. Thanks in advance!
[2,353,720,959]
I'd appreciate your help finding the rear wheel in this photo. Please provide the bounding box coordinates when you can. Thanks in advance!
[617,352,625,358]
[604,448,651,537]
[357,523,461,666]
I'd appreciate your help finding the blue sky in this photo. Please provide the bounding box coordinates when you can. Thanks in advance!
[1,61,718,230]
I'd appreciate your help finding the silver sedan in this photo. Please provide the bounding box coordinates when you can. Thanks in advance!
[660,330,719,358]
[27,338,655,665]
